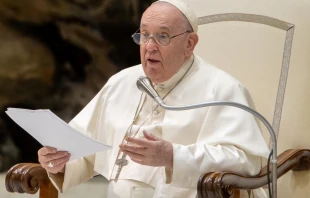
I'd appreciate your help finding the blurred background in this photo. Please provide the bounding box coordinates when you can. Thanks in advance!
[0,0,155,173]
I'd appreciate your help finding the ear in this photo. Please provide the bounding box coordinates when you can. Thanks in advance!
[184,33,199,57]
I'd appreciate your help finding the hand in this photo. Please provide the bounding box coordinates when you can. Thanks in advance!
[38,146,70,174]
[119,130,173,168]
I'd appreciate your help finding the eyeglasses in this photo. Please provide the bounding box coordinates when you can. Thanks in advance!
[132,29,191,46]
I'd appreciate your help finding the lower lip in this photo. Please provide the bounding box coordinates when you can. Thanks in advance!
[147,60,160,65]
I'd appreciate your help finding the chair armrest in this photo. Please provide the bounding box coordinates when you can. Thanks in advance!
[197,149,310,198]
[5,163,58,198]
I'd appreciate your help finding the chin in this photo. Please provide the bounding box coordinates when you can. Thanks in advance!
[142,65,164,83]
[146,74,159,82]
[145,73,161,83]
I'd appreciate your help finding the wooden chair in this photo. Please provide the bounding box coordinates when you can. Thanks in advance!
[192,0,310,196]
[6,163,58,198]
[5,1,310,198]
[5,149,310,198]
[197,149,310,198]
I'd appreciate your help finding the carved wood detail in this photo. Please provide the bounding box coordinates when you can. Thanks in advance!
[5,149,310,198]
[5,163,58,198]
[197,149,310,198]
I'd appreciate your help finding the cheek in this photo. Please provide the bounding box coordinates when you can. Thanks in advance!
[140,46,146,62]
[161,48,180,66]
[163,47,186,75]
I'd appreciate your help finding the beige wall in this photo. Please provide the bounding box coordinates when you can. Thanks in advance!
[190,0,310,197]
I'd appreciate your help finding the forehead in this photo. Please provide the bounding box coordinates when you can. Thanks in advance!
[141,3,184,31]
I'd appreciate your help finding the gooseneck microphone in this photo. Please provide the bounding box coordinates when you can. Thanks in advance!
[136,76,278,198]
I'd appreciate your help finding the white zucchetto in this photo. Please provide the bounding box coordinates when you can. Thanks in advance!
[154,0,198,33]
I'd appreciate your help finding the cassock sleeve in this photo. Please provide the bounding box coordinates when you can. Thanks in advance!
[48,86,106,192]
[49,156,96,192]
[167,72,270,189]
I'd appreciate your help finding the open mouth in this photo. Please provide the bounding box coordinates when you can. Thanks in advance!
[147,58,160,63]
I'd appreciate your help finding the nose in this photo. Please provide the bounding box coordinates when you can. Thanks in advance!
[145,37,158,52]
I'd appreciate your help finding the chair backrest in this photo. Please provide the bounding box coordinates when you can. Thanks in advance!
[196,12,294,148]
[191,0,310,197]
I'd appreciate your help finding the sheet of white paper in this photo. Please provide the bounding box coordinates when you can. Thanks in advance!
[5,108,111,161]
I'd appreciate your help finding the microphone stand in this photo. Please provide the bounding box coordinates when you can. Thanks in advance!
[137,76,277,198]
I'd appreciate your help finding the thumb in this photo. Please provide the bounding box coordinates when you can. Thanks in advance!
[143,130,159,141]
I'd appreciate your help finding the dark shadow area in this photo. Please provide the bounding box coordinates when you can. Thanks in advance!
[0,0,154,172]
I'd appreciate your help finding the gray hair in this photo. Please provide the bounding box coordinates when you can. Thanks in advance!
[180,13,194,32]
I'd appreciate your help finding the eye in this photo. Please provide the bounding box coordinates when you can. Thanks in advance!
[139,32,149,43]
[157,33,169,40]
[141,32,149,37]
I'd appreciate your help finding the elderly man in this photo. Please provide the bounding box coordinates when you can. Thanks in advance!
[38,0,269,197]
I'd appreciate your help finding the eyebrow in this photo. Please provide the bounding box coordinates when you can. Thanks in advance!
[140,24,171,31]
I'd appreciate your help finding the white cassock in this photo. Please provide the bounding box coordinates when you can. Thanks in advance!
[50,54,269,198]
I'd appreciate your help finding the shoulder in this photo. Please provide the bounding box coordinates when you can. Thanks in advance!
[105,64,144,88]
[191,55,250,102]
[192,55,245,90]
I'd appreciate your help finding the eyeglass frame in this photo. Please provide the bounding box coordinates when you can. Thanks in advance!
[131,28,192,46]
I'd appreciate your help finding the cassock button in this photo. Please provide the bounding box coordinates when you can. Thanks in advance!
[153,110,159,115]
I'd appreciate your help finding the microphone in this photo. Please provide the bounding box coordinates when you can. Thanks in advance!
[136,76,278,198]
[136,76,165,105]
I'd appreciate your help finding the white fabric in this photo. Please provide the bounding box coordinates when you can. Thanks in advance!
[50,54,269,197]
[107,180,154,198]
[156,0,198,33]
[110,54,194,186]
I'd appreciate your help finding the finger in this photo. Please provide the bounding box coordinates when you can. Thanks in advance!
[39,151,69,164]
[131,157,146,165]
[49,151,70,161]
[50,154,71,167]
[120,143,147,155]
[38,146,57,156]
[143,131,159,141]
[39,151,70,164]
[46,162,67,174]
[126,137,152,147]
[123,150,145,161]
